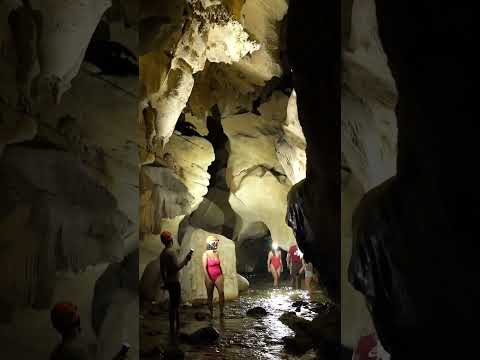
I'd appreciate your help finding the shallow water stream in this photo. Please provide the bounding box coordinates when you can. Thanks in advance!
[141,276,330,359]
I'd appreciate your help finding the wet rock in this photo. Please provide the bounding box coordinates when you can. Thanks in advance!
[295,307,302,312]
[283,335,314,355]
[246,306,268,317]
[279,312,312,336]
[292,300,308,308]
[194,312,210,321]
[310,309,340,343]
[186,326,220,345]
[311,302,330,314]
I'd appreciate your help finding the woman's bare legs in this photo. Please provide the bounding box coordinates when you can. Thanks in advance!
[205,279,214,317]
[270,265,279,287]
[215,275,225,317]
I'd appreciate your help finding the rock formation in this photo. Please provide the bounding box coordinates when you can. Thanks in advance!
[349,1,477,359]
[340,0,397,350]
[0,3,140,358]
[139,0,260,149]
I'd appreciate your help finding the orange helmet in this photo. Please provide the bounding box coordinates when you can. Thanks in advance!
[161,231,173,245]
[51,302,80,334]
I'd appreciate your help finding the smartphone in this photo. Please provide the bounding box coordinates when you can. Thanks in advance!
[188,248,194,256]
[119,343,130,356]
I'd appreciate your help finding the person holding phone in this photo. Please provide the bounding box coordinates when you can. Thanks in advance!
[202,235,225,318]
[159,231,192,338]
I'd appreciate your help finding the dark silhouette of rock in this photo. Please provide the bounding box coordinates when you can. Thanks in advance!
[186,326,220,345]
[279,312,311,336]
[282,335,313,355]
[84,40,138,77]
[292,300,308,308]
[174,116,201,137]
[246,306,268,317]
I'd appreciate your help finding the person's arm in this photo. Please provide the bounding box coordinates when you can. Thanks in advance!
[202,252,212,284]
[175,251,191,272]
[159,255,166,284]
[286,252,291,269]
[267,251,272,272]
[299,259,305,274]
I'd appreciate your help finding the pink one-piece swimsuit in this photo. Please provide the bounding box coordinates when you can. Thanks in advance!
[207,257,222,282]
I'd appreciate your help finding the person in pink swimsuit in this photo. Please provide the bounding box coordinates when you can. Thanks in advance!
[267,243,283,287]
[202,235,224,318]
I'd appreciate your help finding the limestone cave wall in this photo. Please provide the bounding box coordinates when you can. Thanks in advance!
[137,0,307,304]
[0,2,140,359]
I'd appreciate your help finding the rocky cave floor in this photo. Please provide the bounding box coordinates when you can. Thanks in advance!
[140,274,333,360]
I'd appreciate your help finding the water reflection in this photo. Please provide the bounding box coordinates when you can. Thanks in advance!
[141,279,328,360]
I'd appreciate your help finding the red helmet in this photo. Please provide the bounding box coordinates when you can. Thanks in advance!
[161,231,173,245]
[51,302,80,334]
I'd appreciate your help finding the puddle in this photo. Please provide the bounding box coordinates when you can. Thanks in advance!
[141,276,330,359]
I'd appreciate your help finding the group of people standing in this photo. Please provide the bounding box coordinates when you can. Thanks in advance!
[268,243,315,290]
[158,231,225,339]
[153,232,315,341]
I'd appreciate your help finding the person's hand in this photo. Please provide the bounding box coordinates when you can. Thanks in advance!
[204,275,213,286]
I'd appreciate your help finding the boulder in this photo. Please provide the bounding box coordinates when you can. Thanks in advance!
[246,306,268,317]
[139,257,164,303]
[237,274,249,292]
[279,312,311,336]
[186,326,220,345]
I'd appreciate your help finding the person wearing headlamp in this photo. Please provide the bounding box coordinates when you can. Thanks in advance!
[267,242,283,287]
[202,235,224,318]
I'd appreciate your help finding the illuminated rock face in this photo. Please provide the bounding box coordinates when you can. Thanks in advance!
[222,106,297,250]
[139,1,259,148]
[179,227,238,303]
[274,90,306,185]
[235,0,288,85]
[159,134,215,211]
[140,166,194,235]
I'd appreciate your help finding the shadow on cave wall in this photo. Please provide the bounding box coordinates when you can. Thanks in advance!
[180,105,238,239]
